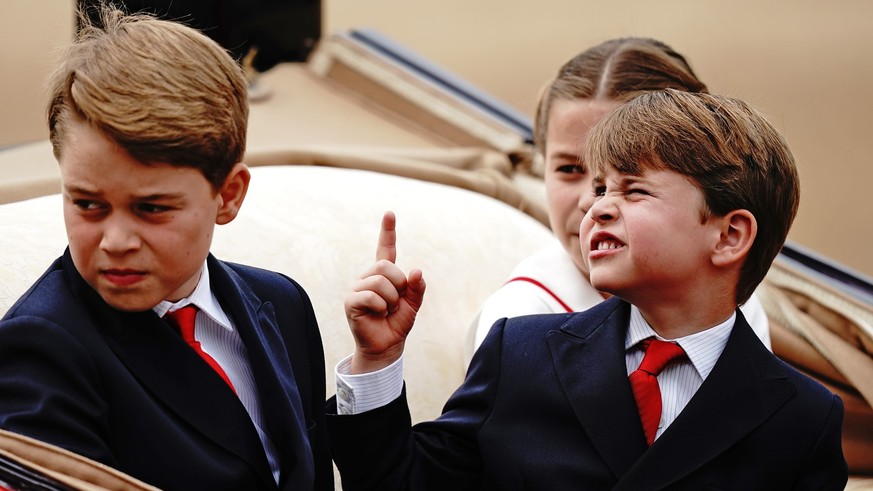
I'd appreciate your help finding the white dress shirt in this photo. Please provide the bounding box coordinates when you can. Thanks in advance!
[335,354,404,415]
[625,305,734,441]
[154,262,280,484]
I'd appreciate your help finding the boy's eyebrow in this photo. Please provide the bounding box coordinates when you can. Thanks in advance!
[63,184,98,195]
[592,173,647,188]
[63,184,184,201]
[548,150,584,163]
[619,175,647,185]
[135,192,186,201]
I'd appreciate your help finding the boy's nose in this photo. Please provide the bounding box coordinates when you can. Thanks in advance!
[589,195,617,224]
[100,219,141,254]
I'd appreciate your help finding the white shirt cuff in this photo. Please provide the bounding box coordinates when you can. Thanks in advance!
[335,354,404,415]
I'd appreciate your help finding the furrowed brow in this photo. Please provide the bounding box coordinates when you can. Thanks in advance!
[135,192,183,201]
[64,184,98,196]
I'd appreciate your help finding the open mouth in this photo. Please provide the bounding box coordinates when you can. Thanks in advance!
[595,239,624,251]
[589,232,626,257]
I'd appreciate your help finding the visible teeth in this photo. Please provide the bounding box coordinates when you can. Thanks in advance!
[597,240,620,250]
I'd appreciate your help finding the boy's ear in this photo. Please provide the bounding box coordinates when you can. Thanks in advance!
[711,209,756,268]
[215,163,250,225]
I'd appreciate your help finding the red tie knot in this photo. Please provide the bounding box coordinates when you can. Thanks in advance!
[637,339,686,376]
[165,305,199,341]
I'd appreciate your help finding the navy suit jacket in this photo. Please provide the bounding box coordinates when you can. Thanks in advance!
[0,250,332,491]
[328,297,848,490]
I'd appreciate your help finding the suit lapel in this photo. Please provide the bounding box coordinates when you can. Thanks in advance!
[547,299,648,479]
[614,314,796,490]
[210,258,314,490]
[65,253,275,489]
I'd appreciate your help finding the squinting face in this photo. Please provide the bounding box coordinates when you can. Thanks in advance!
[580,166,719,305]
[59,118,224,312]
[544,99,620,277]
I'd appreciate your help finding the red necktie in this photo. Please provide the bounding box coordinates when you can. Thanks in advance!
[165,305,237,394]
[629,339,686,446]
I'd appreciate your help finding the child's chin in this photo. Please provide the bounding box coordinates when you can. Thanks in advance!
[98,290,158,313]
[588,276,620,298]
[587,271,609,289]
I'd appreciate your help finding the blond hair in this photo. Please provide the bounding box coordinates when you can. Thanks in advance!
[534,37,707,157]
[48,4,248,189]
[585,89,799,304]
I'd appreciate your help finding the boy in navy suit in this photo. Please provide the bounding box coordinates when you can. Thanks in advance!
[328,90,848,489]
[0,6,332,490]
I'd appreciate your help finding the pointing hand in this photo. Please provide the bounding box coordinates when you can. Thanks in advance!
[344,211,426,374]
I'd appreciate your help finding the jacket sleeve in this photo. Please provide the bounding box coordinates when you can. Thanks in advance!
[0,315,115,466]
[327,318,510,491]
[795,393,848,491]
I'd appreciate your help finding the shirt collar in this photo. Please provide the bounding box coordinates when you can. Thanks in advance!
[626,305,735,380]
[152,262,234,332]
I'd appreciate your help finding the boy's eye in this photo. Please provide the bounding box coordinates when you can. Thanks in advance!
[136,203,172,214]
[628,188,650,196]
[73,199,104,211]
[593,185,606,197]
[556,163,585,175]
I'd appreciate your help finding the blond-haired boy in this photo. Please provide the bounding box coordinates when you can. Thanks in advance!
[0,7,332,490]
[329,90,847,490]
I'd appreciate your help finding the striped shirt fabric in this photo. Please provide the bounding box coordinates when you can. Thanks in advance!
[625,305,734,442]
[335,355,404,415]
[154,262,280,484]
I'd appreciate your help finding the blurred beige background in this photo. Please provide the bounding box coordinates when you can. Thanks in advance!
[2,1,872,279]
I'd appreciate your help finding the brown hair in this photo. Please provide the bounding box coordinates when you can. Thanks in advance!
[47,4,249,190]
[584,89,799,304]
[534,37,708,156]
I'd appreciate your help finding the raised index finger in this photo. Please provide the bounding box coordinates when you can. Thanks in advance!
[375,210,397,263]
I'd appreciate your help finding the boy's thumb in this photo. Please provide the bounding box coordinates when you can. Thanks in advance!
[406,269,426,311]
